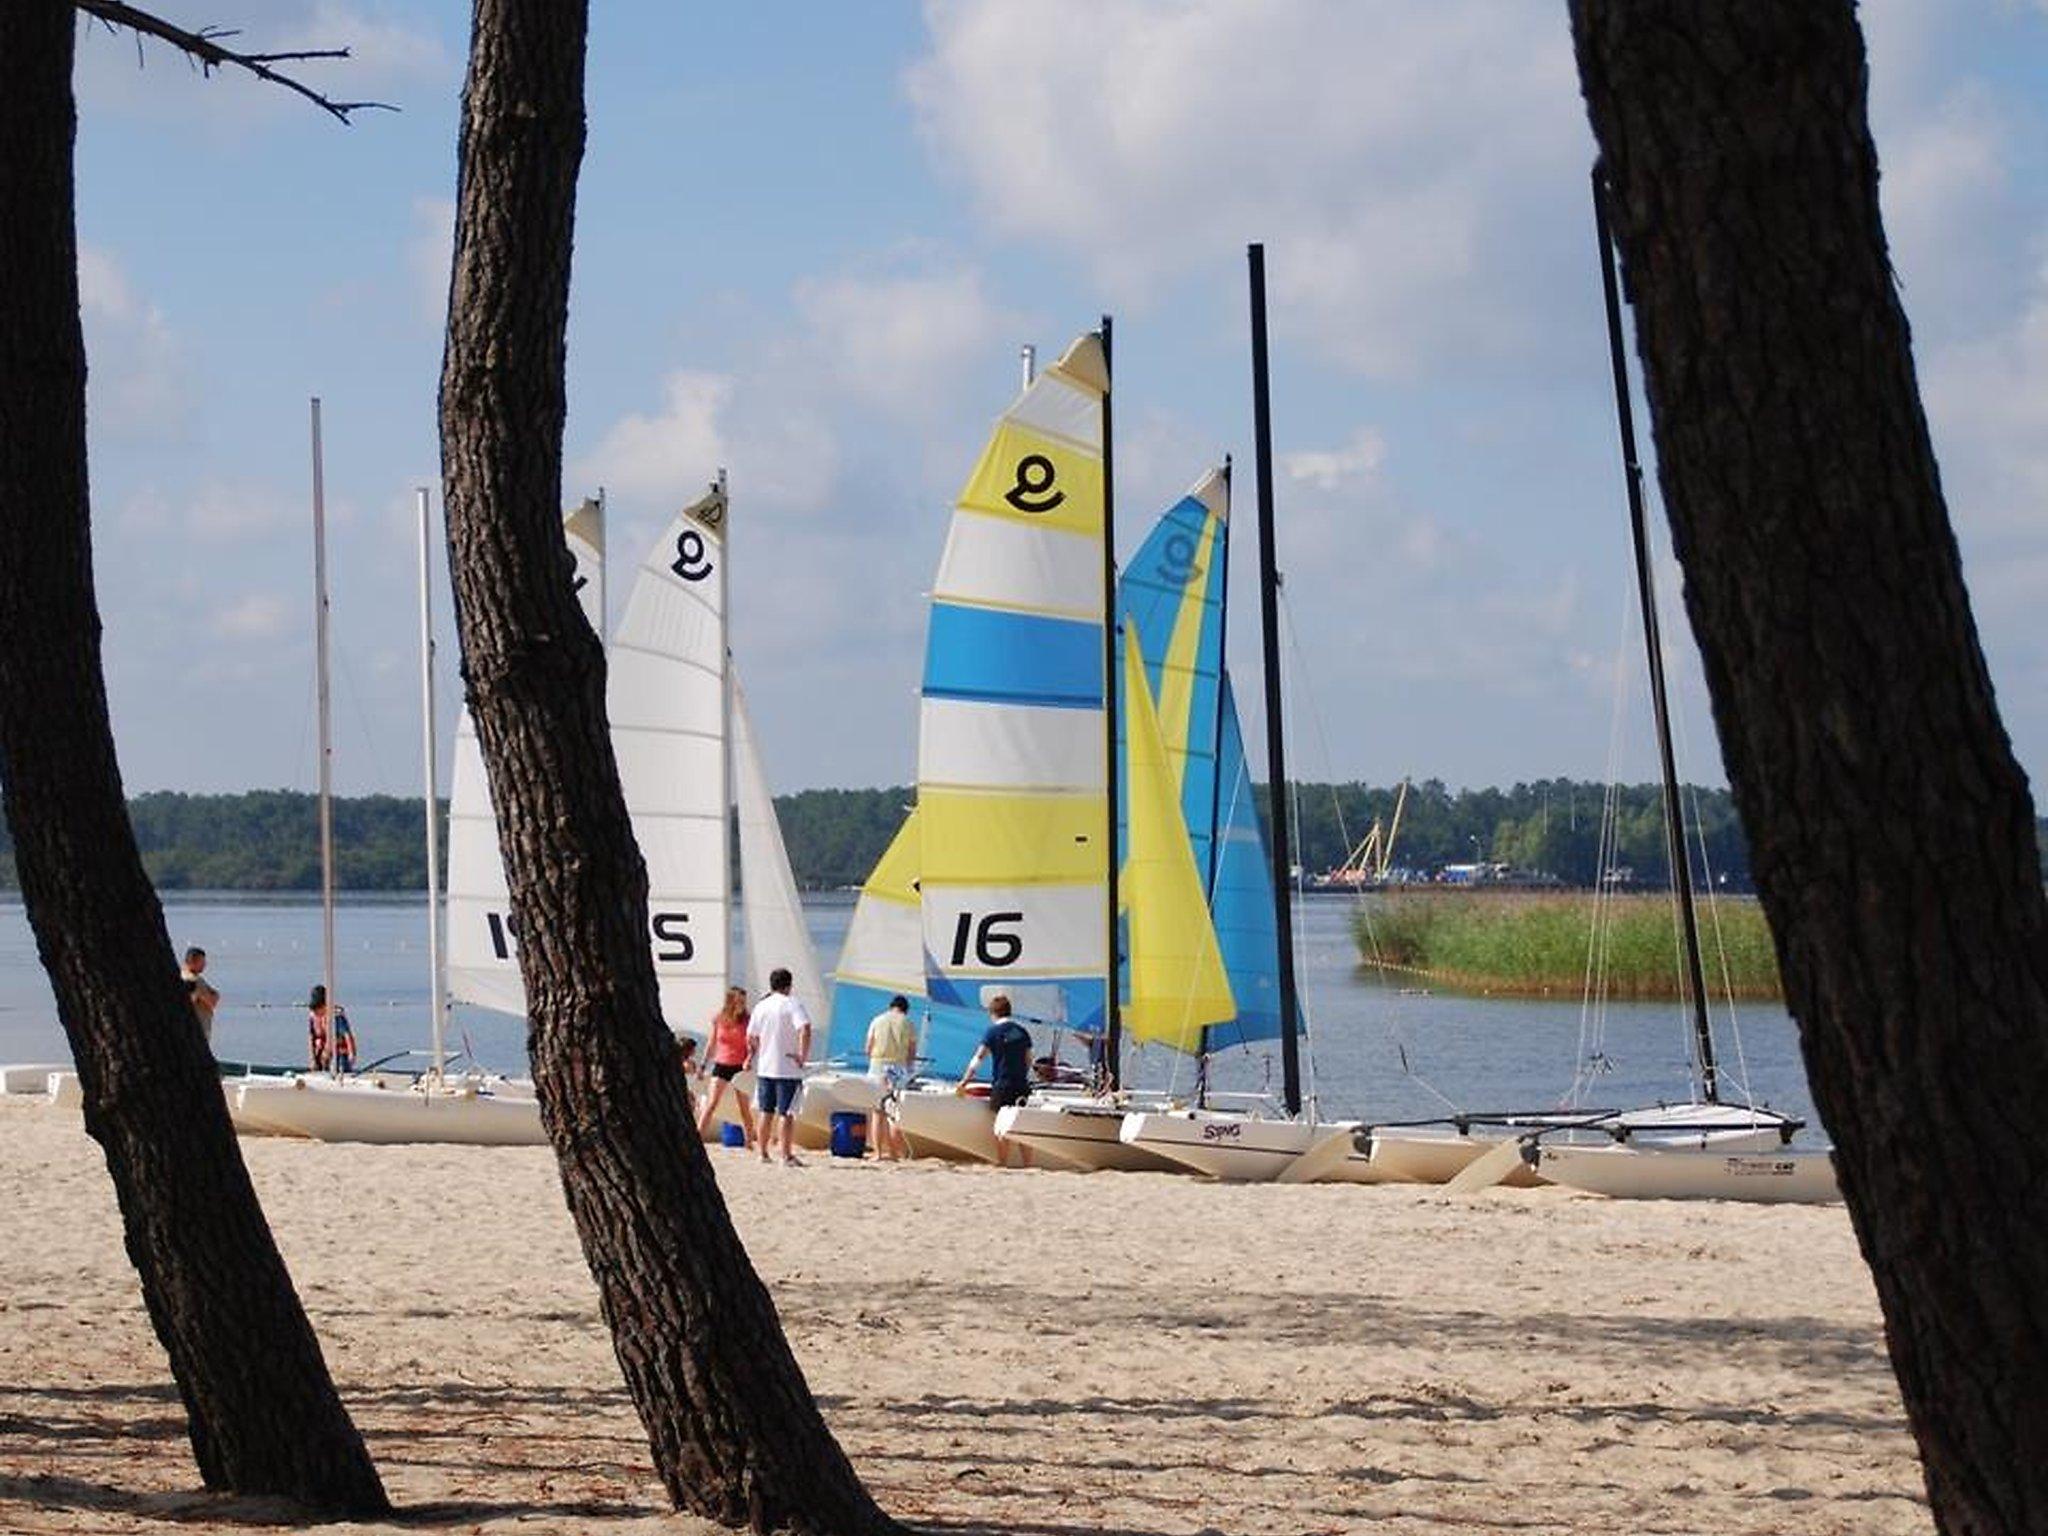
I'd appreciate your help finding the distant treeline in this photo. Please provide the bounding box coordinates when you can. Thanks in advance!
[0,783,2043,893]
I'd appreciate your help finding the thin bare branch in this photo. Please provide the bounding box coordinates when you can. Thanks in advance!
[74,1,396,122]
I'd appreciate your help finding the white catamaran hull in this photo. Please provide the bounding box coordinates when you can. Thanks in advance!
[1273,1121,1386,1185]
[1367,1126,1548,1187]
[791,1070,881,1149]
[893,1084,1053,1165]
[232,1075,547,1146]
[1536,1142,1840,1203]
[2,1062,70,1096]
[993,1098,1185,1174]
[1118,1109,1320,1183]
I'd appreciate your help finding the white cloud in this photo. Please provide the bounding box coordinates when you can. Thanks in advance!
[907,0,1583,378]
[1926,243,2048,535]
[576,371,732,502]
[212,594,292,640]
[78,245,188,440]
[1284,429,1387,494]
[406,196,455,321]
[185,481,291,541]
[792,266,1026,419]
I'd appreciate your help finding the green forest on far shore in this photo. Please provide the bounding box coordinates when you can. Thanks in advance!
[1,783,2043,893]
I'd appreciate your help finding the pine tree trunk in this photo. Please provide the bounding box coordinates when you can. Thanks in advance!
[1570,6,2048,1533]
[0,5,385,1514]
[436,5,899,1531]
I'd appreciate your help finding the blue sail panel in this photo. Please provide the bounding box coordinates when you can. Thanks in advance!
[1204,676,1294,1048]
[1117,476,1229,885]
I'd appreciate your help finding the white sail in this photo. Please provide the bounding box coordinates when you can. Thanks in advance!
[731,668,828,1023]
[444,502,608,1015]
[608,483,731,1036]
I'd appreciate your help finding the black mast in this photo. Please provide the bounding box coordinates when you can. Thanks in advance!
[1100,315,1121,1094]
[1590,168,1719,1104]
[1247,245,1303,1118]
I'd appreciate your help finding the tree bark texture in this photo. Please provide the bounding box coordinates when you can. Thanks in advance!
[435,5,899,1531]
[0,5,385,1515]
[1571,6,2048,1533]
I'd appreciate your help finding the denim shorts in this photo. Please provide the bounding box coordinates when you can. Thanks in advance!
[756,1076,801,1116]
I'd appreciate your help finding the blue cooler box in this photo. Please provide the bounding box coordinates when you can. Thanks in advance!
[829,1110,867,1159]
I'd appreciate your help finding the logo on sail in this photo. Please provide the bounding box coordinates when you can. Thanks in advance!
[1004,454,1066,514]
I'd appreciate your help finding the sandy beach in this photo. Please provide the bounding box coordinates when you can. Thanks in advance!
[0,1096,1927,1535]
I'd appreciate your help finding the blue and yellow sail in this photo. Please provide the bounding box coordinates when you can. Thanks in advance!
[1117,466,1292,1052]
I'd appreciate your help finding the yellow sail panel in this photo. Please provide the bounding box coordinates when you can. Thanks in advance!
[1120,628,1235,1050]
[1153,510,1222,786]
[920,787,1105,886]
[862,806,921,909]
[956,421,1106,541]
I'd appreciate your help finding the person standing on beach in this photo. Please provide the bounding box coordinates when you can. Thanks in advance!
[745,968,810,1167]
[306,984,334,1072]
[954,993,1033,1167]
[696,986,758,1149]
[180,947,219,1046]
[863,994,914,1161]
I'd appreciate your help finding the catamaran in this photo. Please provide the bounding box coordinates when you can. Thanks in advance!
[440,476,829,1127]
[1001,464,1305,1176]
[1364,173,1836,1204]
[826,329,1115,1165]
[1116,246,1361,1182]
[231,438,553,1144]
[238,439,825,1143]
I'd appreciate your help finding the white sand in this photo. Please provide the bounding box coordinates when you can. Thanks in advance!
[0,1097,1928,1534]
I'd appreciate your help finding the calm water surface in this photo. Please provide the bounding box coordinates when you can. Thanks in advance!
[0,892,1822,1130]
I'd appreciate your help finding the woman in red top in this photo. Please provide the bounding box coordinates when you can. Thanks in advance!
[695,986,757,1149]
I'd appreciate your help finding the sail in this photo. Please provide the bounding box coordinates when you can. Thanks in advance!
[731,667,828,1023]
[608,483,732,1035]
[445,501,606,1015]
[917,331,1110,1031]
[826,809,989,1072]
[1203,676,1286,1047]
[1119,628,1235,1050]
[1118,468,1230,883]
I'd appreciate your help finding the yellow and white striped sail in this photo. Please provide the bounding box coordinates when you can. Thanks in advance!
[917,332,1109,1028]
[1119,627,1235,1050]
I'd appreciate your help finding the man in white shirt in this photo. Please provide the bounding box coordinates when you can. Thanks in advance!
[745,966,811,1166]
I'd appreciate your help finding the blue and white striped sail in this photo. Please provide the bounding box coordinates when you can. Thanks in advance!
[917,330,1110,1035]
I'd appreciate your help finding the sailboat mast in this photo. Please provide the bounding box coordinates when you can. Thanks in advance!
[1590,167,1718,1103]
[1020,344,1036,390]
[1100,316,1121,1093]
[416,487,447,1077]
[1248,245,1303,1118]
[309,398,338,1073]
[717,467,733,994]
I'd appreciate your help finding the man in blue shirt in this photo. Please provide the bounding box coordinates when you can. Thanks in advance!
[955,993,1034,1111]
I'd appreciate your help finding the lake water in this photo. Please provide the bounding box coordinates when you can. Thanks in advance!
[0,892,1823,1130]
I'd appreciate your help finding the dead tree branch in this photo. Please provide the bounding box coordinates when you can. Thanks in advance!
[73,1,395,121]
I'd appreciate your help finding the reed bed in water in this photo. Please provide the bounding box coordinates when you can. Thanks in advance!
[1350,889,1783,999]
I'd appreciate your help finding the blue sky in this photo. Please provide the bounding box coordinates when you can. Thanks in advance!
[70,1,2048,804]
